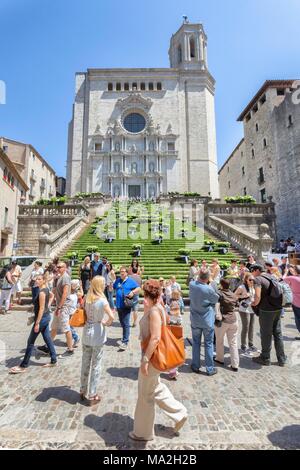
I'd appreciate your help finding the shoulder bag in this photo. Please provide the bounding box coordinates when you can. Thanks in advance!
[141,306,185,372]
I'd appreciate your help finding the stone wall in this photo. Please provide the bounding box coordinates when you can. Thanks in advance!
[16,205,89,255]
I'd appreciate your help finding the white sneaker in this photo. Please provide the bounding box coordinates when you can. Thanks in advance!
[119,342,128,351]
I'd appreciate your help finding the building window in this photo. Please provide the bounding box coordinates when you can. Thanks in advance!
[277,88,285,96]
[157,82,162,91]
[241,151,244,157]
[259,167,265,184]
[263,138,267,148]
[178,45,182,63]
[141,82,146,91]
[256,123,259,132]
[259,94,266,105]
[10,176,14,188]
[116,83,121,91]
[167,142,175,152]
[108,83,113,91]
[252,148,255,158]
[149,82,154,91]
[227,166,229,173]
[124,83,129,91]
[94,143,102,152]
[132,82,137,91]
[190,37,195,58]
[260,188,266,203]
[246,113,251,122]
[242,166,245,176]
[3,145,8,152]
[4,207,8,227]
[123,112,146,133]
[243,187,247,196]
[3,167,7,180]
[253,103,258,113]
[228,181,231,189]
[288,115,293,126]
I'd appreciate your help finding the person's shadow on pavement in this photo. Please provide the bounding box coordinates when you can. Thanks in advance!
[84,413,177,449]
[35,385,83,405]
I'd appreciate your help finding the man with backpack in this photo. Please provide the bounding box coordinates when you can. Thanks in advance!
[250,264,287,367]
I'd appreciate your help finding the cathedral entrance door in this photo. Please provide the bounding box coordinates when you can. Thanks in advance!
[128,185,141,198]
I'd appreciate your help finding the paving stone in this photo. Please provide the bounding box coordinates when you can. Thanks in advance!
[0,309,299,449]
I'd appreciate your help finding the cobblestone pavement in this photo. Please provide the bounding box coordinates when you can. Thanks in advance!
[0,308,299,450]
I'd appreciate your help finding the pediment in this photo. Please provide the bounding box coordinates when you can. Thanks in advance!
[116,92,153,112]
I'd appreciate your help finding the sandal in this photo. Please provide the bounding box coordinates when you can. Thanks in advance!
[9,366,27,374]
[79,392,86,401]
[128,431,154,442]
[88,395,101,406]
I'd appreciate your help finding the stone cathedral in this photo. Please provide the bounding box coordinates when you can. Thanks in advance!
[66,20,219,199]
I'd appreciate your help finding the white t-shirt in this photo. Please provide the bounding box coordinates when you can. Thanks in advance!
[82,298,108,347]
[69,293,78,315]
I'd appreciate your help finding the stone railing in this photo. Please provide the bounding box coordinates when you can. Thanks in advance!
[38,217,87,258]
[206,202,276,217]
[19,204,89,218]
[206,215,273,262]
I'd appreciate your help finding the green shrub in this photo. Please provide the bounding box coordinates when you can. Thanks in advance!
[86,245,99,253]
[178,249,191,256]
[225,195,256,204]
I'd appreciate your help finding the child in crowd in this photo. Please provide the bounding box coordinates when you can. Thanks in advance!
[69,279,84,348]
[166,290,184,380]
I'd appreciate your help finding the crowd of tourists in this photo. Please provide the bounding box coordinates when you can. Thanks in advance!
[1,249,300,442]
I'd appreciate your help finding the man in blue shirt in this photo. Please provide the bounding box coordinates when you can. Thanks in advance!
[113,266,140,350]
[189,271,219,376]
[90,253,103,279]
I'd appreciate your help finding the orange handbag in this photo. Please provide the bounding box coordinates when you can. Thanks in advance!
[141,310,185,372]
[69,308,86,327]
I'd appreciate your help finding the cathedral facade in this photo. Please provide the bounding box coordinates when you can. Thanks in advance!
[66,21,219,199]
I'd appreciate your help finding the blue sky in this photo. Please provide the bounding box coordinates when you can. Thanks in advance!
[0,0,299,177]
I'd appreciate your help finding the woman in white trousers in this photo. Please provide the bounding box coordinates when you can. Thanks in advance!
[129,279,187,442]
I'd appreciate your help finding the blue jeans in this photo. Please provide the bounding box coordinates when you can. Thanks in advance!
[20,314,56,367]
[191,326,215,374]
[107,289,115,310]
[117,308,131,344]
[31,286,39,302]
[292,305,300,333]
[71,326,79,343]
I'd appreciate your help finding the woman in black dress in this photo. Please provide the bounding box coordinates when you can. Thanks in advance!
[80,256,91,294]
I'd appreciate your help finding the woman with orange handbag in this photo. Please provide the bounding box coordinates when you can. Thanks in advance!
[129,279,187,442]
[80,276,114,406]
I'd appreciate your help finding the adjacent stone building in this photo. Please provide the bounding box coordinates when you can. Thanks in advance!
[0,137,56,204]
[67,20,219,199]
[219,80,300,240]
[0,148,28,255]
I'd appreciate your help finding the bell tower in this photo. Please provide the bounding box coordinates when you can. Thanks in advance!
[169,17,208,71]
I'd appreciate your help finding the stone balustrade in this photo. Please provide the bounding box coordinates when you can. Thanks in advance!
[206,202,276,217]
[19,204,89,218]
[207,215,273,262]
[38,217,87,258]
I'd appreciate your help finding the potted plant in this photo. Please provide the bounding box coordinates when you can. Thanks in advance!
[132,244,142,257]
[178,249,191,264]
[106,232,115,243]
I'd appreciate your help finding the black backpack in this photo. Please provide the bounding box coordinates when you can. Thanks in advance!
[261,274,283,309]
[0,265,9,289]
